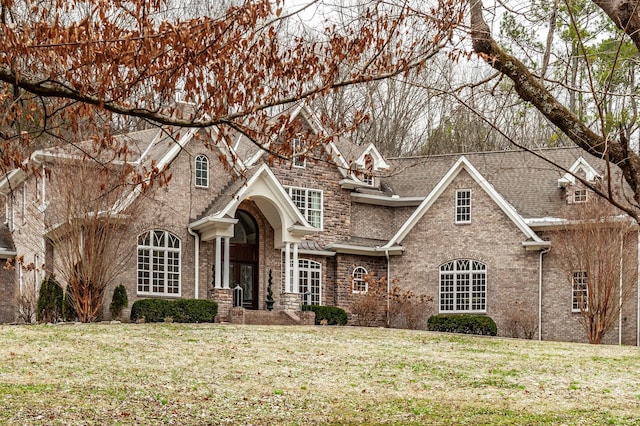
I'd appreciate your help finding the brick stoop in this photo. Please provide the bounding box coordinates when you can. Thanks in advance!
[232,309,315,325]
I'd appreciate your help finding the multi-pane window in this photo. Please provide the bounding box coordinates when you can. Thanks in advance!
[137,230,181,296]
[297,259,321,305]
[439,259,486,312]
[287,186,323,228]
[293,137,306,168]
[572,271,588,312]
[195,155,209,188]
[574,189,588,203]
[455,189,471,223]
[352,266,368,293]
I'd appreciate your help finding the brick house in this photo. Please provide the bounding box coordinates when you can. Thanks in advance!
[1,105,638,345]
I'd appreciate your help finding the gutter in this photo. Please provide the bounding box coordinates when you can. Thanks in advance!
[350,192,424,207]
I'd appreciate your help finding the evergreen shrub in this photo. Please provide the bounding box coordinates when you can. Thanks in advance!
[427,314,497,336]
[130,299,218,323]
[303,305,348,325]
[109,284,128,319]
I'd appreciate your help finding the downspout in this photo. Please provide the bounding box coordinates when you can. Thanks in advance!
[619,234,623,345]
[188,227,200,299]
[538,248,550,341]
[385,249,390,327]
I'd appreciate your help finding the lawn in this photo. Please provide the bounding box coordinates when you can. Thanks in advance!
[0,323,639,425]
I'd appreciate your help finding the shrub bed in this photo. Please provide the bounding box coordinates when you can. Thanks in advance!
[303,305,348,325]
[130,299,218,323]
[427,314,497,336]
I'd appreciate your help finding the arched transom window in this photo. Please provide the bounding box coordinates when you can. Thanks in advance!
[439,259,486,313]
[195,154,209,188]
[137,230,181,296]
[352,266,368,293]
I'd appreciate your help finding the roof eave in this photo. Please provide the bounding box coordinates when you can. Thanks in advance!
[350,192,424,207]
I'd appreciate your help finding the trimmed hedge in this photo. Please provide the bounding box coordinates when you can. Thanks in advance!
[37,276,76,323]
[427,314,497,336]
[303,305,348,326]
[130,299,218,323]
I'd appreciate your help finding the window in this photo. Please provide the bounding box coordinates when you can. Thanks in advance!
[287,186,323,228]
[292,259,321,305]
[352,266,368,293]
[439,259,486,313]
[137,230,181,296]
[574,189,588,203]
[572,271,588,312]
[361,172,374,186]
[455,189,471,223]
[293,137,306,168]
[195,155,209,188]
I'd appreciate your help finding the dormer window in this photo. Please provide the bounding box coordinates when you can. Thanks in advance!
[361,172,374,186]
[293,137,306,168]
[573,189,588,203]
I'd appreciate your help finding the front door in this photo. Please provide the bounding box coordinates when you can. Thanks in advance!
[229,261,258,310]
[230,210,259,310]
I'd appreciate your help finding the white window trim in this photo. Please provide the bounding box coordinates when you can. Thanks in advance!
[286,186,323,229]
[137,230,182,297]
[296,258,322,305]
[573,189,588,203]
[439,259,487,313]
[293,137,306,169]
[195,154,209,188]
[572,271,588,312]
[455,189,472,224]
[352,266,368,293]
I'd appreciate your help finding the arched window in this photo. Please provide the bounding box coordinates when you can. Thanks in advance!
[137,230,181,296]
[352,266,368,293]
[439,259,486,313]
[195,155,209,188]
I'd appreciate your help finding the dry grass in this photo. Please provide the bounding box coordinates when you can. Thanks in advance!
[1,323,639,425]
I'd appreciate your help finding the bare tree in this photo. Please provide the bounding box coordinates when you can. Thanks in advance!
[469,1,640,220]
[552,196,636,344]
[44,157,144,322]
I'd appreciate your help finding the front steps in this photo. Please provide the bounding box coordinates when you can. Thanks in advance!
[227,308,315,325]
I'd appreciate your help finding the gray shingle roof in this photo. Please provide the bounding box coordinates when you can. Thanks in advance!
[384,147,618,219]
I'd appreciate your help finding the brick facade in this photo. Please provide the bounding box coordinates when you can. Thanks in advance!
[0,113,638,345]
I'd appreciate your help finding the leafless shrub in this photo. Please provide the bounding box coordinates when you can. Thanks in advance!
[388,286,433,330]
[504,300,537,339]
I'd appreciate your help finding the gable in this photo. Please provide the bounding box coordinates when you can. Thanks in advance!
[384,156,547,249]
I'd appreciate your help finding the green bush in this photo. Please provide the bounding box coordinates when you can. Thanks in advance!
[427,314,497,336]
[109,285,128,319]
[37,276,75,323]
[303,305,348,325]
[130,299,218,323]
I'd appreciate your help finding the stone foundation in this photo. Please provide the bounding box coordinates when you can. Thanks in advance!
[210,288,233,322]
[280,292,302,311]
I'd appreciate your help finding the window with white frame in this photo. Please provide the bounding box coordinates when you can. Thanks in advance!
[573,189,588,203]
[572,271,588,312]
[455,189,471,223]
[352,266,368,293]
[439,259,486,312]
[295,259,321,305]
[293,137,306,168]
[137,230,181,296]
[195,155,209,188]
[286,186,323,228]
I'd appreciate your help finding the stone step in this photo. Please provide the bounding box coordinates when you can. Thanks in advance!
[229,308,314,326]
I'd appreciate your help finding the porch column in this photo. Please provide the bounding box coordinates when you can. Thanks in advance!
[214,236,222,289]
[285,242,291,292]
[223,237,230,289]
[293,242,299,293]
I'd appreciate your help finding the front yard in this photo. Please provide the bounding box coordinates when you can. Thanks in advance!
[1,323,639,425]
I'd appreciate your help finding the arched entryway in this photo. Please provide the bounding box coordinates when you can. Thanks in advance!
[230,210,259,309]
